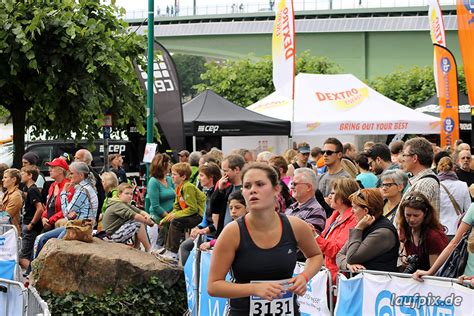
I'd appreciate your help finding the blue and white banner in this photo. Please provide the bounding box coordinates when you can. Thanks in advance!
[198,251,230,316]
[335,272,474,316]
[184,249,198,315]
[186,250,332,315]
[0,229,17,280]
[293,263,331,316]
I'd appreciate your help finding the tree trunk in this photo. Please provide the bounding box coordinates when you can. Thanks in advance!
[11,106,27,168]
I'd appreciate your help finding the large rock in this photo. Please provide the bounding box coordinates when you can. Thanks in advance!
[30,238,182,295]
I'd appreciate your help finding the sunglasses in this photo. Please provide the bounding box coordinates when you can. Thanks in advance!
[356,190,367,202]
[405,194,425,203]
[321,150,340,156]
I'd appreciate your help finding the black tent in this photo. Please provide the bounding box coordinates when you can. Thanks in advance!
[416,92,471,130]
[183,90,291,136]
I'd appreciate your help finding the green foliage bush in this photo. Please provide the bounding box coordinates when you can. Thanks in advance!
[195,51,342,107]
[41,276,187,315]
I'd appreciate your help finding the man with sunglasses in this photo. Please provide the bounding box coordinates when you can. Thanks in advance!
[316,138,351,199]
[400,137,440,213]
[287,142,315,177]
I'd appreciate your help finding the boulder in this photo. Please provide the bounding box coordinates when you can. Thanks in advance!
[30,238,182,295]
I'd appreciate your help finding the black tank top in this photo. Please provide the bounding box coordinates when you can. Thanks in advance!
[229,213,300,315]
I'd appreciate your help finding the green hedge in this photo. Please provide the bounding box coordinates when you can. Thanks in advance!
[41,276,187,315]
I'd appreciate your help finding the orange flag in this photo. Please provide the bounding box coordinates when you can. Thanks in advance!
[434,44,459,147]
[457,0,474,106]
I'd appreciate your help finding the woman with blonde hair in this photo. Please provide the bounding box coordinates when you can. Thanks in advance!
[100,171,119,214]
[283,149,297,165]
[336,188,399,273]
[437,156,471,238]
[1,168,23,232]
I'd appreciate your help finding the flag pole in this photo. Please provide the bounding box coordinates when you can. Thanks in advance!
[146,0,154,183]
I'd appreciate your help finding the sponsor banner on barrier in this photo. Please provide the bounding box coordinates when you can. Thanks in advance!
[0,229,17,280]
[198,251,229,316]
[184,249,197,315]
[187,250,331,315]
[294,263,331,316]
[335,273,474,316]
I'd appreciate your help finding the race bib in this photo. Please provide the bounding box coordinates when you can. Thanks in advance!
[249,280,294,316]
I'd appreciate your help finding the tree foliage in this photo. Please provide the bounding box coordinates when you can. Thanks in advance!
[370,66,468,108]
[173,54,206,101]
[195,51,342,107]
[0,0,146,165]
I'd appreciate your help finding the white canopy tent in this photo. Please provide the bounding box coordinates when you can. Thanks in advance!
[248,73,440,136]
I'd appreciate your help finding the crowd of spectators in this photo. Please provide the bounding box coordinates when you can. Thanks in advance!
[3,135,474,300]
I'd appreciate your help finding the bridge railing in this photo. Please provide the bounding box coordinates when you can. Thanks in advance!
[123,0,458,20]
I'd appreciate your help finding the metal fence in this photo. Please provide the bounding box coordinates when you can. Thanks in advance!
[123,0,458,20]
[0,278,50,316]
[27,286,51,316]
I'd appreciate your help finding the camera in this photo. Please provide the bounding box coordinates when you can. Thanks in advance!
[403,254,420,274]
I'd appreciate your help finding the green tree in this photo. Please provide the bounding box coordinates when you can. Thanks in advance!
[370,66,467,108]
[173,54,206,101]
[195,51,342,107]
[0,0,146,166]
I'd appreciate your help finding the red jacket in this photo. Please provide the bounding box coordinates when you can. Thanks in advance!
[316,207,357,285]
[42,178,74,225]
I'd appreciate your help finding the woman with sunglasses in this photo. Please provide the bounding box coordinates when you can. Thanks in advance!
[380,169,408,224]
[316,178,359,284]
[336,188,399,273]
[397,192,448,273]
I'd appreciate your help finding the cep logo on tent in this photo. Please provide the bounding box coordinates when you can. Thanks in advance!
[0,237,5,246]
[197,125,219,133]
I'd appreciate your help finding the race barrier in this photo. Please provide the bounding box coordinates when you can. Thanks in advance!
[27,286,51,316]
[0,224,21,281]
[184,248,332,315]
[0,278,27,316]
[0,278,51,316]
[335,270,474,316]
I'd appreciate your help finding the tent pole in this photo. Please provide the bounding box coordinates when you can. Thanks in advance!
[193,136,196,152]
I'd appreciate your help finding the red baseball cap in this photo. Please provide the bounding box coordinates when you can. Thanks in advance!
[46,157,69,171]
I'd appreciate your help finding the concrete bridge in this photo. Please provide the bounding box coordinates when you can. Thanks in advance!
[126,3,462,80]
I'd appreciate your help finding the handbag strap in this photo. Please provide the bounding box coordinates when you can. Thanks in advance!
[440,183,463,216]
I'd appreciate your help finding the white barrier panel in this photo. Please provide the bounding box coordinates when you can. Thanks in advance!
[335,272,474,316]
[0,228,18,280]
[0,278,26,316]
[293,263,331,316]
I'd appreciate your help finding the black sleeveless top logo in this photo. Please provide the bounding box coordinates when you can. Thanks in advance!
[229,213,300,315]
